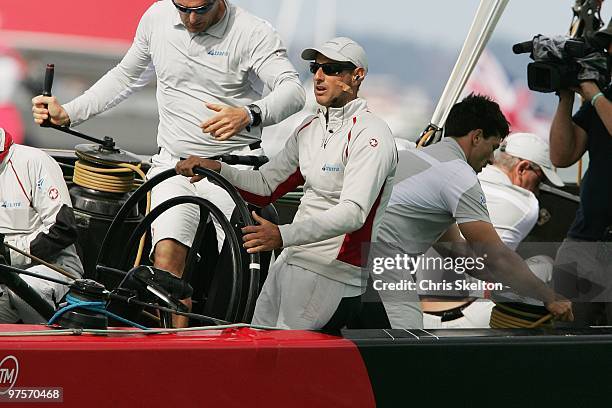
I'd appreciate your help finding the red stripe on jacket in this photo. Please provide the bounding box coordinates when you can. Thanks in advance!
[237,169,304,207]
[8,159,32,206]
[344,117,357,158]
[336,183,385,267]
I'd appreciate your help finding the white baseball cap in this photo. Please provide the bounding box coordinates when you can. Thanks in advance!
[301,37,368,74]
[501,133,564,187]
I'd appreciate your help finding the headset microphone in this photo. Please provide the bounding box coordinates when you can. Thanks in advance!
[336,81,354,94]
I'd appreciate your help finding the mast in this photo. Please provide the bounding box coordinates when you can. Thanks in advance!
[419,0,510,146]
[276,0,304,51]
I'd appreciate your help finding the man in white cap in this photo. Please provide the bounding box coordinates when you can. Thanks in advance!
[0,127,83,323]
[176,37,398,330]
[421,133,566,328]
[480,132,564,249]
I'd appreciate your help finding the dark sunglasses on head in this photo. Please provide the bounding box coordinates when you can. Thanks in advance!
[172,0,217,15]
[309,61,356,76]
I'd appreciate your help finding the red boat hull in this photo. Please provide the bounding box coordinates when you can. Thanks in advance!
[3,325,612,407]
[0,325,375,407]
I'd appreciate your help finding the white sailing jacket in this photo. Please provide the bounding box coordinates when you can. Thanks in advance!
[220,98,398,287]
[0,143,83,277]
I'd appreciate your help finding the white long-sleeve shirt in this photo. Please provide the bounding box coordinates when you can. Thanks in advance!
[220,98,398,287]
[0,144,83,277]
[64,0,305,158]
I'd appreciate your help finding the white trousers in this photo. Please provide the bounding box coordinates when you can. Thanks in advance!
[148,147,260,255]
[422,300,495,329]
[375,265,424,329]
[383,254,553,329]
[0,265,70,324]
[252,252,347,330]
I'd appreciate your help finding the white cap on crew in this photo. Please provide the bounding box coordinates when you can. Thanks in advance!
[301,37,368,75]
[501,132,564,187]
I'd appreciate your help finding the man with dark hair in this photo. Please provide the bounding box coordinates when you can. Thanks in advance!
[421,132,565,329]
[371,94,573,328]
[444,93,512,143]
[550,20,612,327]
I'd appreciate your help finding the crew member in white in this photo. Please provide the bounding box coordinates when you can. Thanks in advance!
[31,0,305,326]
[0,128,83,323]
[421,132,566,328]
[176,37,398,330]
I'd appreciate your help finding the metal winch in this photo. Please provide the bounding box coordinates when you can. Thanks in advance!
[42,64,149,284]
[69,142,148,286]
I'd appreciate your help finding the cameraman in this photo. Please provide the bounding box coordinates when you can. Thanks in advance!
[550,21,612,327]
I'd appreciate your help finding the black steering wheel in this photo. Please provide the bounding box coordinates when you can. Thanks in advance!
[96,167,261,323]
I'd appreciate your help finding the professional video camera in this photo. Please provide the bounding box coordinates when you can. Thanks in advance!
[513,34,610,93]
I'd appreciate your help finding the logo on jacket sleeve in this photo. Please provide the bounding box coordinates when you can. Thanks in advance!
[479,194,487,206]
[48,187,59,200]
[369,138,379,148]
[36,178,46,191]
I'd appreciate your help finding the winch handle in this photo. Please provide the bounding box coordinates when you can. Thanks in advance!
[43,63,54,97]
[39,64,117,150]
[40,64,54,128]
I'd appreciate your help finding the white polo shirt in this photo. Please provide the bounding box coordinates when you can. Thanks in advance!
[478,165,539,250]
[378,137,490,255]
[414,164,539,299]
[64,0,305,158]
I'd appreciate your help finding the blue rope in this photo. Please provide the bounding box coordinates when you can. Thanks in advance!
[48,294,149,330]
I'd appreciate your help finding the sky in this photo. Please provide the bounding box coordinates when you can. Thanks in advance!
[229,0,605,180]
[232,0,595,51]
[6,0,609,169]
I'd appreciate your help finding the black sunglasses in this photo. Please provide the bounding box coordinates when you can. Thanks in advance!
[309,62,356,76]
[526,162,544,178]
[172,0,217,15]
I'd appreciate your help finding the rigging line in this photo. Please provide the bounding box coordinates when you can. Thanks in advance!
[0,262,73,286]
[3,242,79,280]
